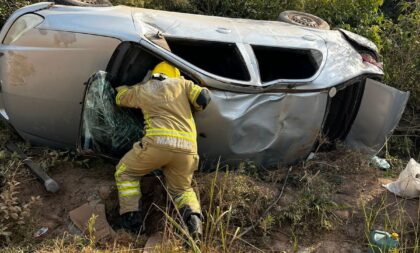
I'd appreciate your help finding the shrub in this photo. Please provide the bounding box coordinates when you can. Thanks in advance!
[0,0,418,156]
[0,171,40,245]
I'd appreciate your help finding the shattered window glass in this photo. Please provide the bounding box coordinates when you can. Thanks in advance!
[80,71,143,157]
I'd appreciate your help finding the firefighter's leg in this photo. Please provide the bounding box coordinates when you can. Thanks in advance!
[115,141,171,215]
[163,153,202,237]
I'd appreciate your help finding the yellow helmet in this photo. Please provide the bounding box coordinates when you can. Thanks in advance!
[152,61,180,78]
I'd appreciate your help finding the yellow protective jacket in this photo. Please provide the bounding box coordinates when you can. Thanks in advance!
[115,77,209,154]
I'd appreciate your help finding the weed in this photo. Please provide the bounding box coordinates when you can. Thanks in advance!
[362,193,420,252]
[0,172,40,245]
[259,214,274,237]
[87,214,98,247]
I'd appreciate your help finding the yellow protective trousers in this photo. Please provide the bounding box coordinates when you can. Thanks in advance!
[115,140,201,215]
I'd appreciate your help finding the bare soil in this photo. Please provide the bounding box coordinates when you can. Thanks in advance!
[12,150,420,252]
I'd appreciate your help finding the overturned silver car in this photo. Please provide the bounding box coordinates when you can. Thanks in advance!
[0,2,409,166]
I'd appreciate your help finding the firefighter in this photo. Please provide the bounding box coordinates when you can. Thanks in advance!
[114,61,211,237]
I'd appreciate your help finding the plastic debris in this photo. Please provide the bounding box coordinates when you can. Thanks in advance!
[368,230,399,253]
[383,158,420,199]
[306,152,316,161]
[34,227,49,238]
[371,155,391,170]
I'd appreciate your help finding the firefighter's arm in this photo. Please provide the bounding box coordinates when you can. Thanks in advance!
[185,80,211,111]
[115,85,141,108]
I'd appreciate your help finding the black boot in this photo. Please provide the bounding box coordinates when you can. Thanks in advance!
[116,211,144,234]
[186,213,203,241]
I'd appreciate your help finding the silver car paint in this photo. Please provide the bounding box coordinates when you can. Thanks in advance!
[0,3,409,164]
[33,5,383,91]
[345,79,409,154]
[0,5,121,147]
[195,90,328,165]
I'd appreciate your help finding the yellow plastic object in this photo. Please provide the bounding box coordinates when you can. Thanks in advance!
[391,232,399,240]
[152,61,181,78]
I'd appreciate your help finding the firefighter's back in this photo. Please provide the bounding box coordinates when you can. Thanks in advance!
[139,77,198,153]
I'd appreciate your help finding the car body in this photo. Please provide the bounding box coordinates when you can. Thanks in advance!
[0,2,409,166]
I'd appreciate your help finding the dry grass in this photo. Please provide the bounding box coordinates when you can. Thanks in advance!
[0,120,418,252]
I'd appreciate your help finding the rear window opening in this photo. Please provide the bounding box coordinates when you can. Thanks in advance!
[166,38,251,81]
[252,45,322,82]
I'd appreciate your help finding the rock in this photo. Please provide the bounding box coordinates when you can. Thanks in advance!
[334,210,351,220]
[99,185,111,200]
[44,220,59,230]
[315,241,362,253]
[270,233,292,252]
[298,242,321,253]
[45,214,63,224]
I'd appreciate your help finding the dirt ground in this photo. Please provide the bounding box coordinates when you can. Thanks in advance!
[11,148,419,252]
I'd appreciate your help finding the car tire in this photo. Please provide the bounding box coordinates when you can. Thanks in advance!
[54,0,113,7]
[278,10,330,30]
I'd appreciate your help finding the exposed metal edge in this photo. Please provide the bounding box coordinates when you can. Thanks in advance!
[338,28,380,59]
[0,2,53,43]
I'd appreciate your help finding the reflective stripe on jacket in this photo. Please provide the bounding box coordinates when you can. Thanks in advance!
[115,77,208,154]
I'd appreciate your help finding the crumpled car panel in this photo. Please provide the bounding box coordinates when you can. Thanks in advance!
[345,78,409,154]
[195,90,328,166]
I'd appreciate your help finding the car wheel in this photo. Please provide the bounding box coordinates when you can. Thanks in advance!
[278,10,330,30]
[54,0,113,7]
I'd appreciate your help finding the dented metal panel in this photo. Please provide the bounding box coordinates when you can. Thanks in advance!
[195,90,328,166]
[0,28,120,147]
[338,29,379,55]
[345,78,409,154]
[32,5,384,91]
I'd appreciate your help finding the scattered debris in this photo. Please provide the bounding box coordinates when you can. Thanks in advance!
[33,227,49,238]
[6,142,59,193]
[383,158,420,198]
[368,230,399,253]
[371,155,391,170]
[69,202,116,242]
[306,152,316,161]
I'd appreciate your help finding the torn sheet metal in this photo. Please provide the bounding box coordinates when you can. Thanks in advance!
[80,71,143,157]
[345,78,409,154]
[195,90,328,166]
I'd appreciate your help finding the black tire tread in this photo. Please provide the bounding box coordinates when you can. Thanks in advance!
[278,10,330,30]
[54,0,112,7]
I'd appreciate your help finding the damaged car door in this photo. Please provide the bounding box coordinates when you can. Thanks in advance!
[345,78,409,154]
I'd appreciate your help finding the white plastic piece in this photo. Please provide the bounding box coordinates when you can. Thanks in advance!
[306,152,316,161]
[383,159,420,199]
[371,155,391,170]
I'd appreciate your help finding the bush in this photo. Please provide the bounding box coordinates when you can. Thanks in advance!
[0,1,33,28]
[0,171,40,245]
[1,0,418,156]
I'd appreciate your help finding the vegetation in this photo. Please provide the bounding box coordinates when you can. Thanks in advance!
[0,0,418,156]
